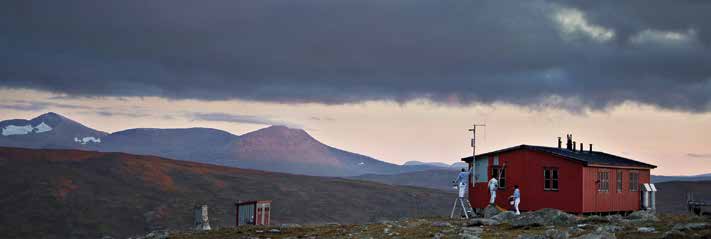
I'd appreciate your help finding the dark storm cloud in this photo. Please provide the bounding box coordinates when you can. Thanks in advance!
[190,113,293,127]
[1,0,710,111]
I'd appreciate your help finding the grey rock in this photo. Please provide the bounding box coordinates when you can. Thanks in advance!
[605,215,623,223]
[662,230,686,239]
[483,205,502,218]
[431,221,452,227]
[467,218,500,226]
[637,227,656,233]
[142,230,169,239]
[580,215,607,223]
[269,229,281,233]
[546,229,570,239]
[491,211,517,223]
[572,231,616,239]
[627,210,658,222]
[460,227,483,239]
[510,208,577,228]
[595,225,622,233]
[280,223,303,228]
[516,235,547,239]
[671,222,710,231]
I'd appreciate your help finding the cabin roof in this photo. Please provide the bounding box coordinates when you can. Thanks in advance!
[461,144,657,169]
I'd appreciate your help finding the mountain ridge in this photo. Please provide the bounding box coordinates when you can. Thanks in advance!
[0,113,441,176]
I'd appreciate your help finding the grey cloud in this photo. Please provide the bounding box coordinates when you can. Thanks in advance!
[191,113,297,127]
[687,153,711,159]
[1,0,710,112]
[0,100,91,111]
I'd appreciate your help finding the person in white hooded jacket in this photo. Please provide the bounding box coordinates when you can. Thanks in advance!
[488,177,498,205]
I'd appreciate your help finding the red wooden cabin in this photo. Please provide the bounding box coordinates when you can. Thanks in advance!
[461,136,656,214]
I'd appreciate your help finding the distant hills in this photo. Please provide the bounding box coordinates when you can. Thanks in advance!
[0,147,455,239]
[0,112,441,176]
[403,160,468,169]
[652,174,711,183]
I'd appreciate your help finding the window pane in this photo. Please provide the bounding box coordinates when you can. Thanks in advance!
[544,169,550,179]
[552,170,558,179]
[552,180,558,190]
[545,180,550,189]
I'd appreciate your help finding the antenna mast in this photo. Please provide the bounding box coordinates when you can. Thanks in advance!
[468,124,486,181]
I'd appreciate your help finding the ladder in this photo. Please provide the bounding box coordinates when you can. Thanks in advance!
[450,197,475,219]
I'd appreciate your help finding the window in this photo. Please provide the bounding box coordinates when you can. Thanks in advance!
[629,171,639,192]
[491,166,506,189]
[616,170,623,193]
[544,168,559,191]
[597,170,609,192]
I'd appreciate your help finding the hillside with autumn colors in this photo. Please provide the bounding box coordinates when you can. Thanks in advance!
[0,147,454,239]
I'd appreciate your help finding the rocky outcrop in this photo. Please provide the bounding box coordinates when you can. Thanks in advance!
[627,210,658,222]
[572,231,616,239]
[483,205,502,218]
[508,208,578,228]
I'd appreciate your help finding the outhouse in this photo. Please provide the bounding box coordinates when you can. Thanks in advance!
[236,200,272,226]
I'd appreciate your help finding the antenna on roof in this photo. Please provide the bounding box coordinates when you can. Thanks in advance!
[468,124,486,179]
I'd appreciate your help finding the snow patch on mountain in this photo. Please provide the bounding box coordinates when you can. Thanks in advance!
[34,122,53,133]
[2,125,34,136]
[74,137,101,144]
[1,122,54,136]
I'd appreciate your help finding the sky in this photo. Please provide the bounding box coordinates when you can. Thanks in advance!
[1,0,710,175]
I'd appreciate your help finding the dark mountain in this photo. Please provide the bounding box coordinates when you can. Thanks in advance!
[0,147,455,239]
[352,169,460,191]
[0,113,440,176]
[403,160,451,168]
[655,180,711,214]
[652,174,711,183]
[0,112,107,149]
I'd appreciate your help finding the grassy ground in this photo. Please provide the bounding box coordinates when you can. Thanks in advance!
[171,214,711,239]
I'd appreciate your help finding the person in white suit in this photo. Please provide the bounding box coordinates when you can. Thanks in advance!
[488,177,498,205]
[455,168,470,198]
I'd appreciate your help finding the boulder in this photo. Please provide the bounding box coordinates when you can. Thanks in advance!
[572,231,616,239]
[510,209,577,228]
[431,221,452,227]
[605,215,623,223]
[637,227,656,233]
[491,211,517,223]
[627,210,658,222]
[545,229,570,239]
[595,225,623,233]
[516,235,547,239]
[467,218,500,226]
[671,222,710,231]
[662,230,686,239]
[483,205,502,218]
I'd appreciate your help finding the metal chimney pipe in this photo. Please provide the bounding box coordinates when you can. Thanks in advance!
[573,141,576,151]
[580,143,583,152]
[558,137,562,148]
[589,144,592,152]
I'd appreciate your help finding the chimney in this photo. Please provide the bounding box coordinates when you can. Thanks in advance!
[589,144,593,152]
[566,134,573,150]
[573,141,576,151]
[558,137,562,148]
[580,143,583,152]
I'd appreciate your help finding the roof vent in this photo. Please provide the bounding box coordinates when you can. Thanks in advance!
[558,137,562,149]
[589,144,593,152]
[566,134,573,150]
[573,141,576,151]
[580,143,583,152]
